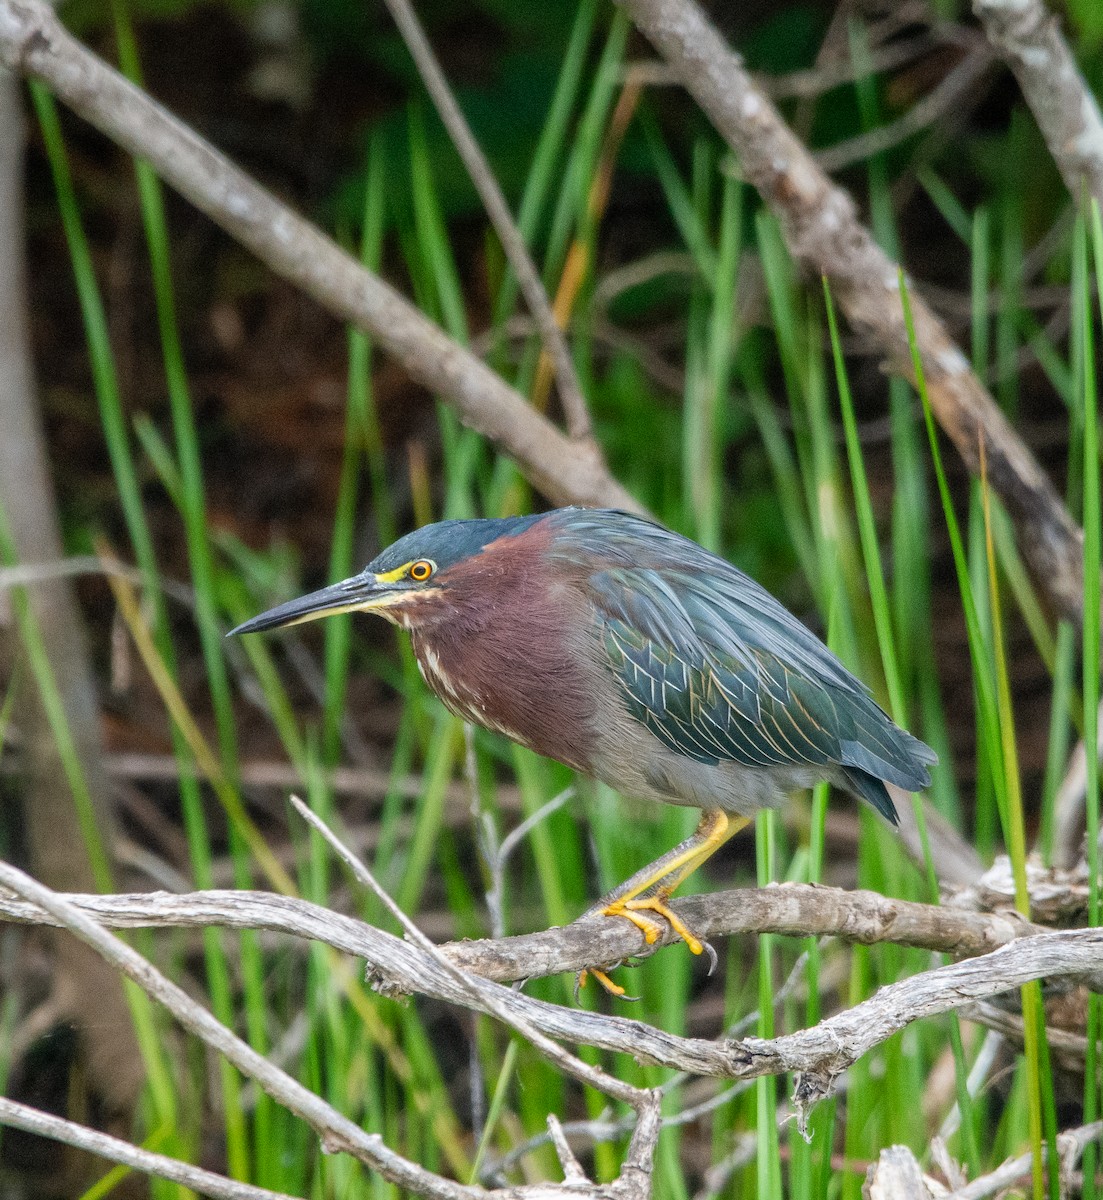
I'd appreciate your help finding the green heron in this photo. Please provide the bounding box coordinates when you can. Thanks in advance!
[232,507,935,987]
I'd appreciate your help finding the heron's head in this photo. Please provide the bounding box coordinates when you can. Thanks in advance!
[228,514,548,636]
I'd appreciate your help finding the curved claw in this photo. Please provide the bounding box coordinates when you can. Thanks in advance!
[702,938,718,977]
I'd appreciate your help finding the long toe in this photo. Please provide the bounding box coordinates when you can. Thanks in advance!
[601,898,667,945]
[576,966,638,1000]
[623,896,705,955]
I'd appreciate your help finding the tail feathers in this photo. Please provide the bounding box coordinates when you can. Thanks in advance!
[841,737,935,794]
[840,767,900,826]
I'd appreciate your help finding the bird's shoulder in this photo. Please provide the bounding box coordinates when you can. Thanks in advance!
[562,513,859,695]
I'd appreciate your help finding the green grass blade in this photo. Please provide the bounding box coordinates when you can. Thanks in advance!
[1080,200,1103,1200]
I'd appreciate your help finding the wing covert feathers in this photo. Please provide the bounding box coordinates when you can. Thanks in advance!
[576,519,936,819]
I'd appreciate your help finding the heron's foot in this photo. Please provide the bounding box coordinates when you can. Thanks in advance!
[602,895,704,955]
[575,965,638,1000]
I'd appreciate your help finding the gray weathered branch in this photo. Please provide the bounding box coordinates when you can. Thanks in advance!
[0,0,633,513]
[0,859,661,1200]
[975,0,1103,214]
[0,1096,301,1200]
[0,882,1044,983]
[2,880,1099,1093]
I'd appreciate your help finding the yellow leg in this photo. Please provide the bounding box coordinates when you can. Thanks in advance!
[596,810,751,953]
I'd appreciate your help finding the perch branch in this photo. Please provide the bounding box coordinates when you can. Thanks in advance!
[0,883,1045,983]
[0,0,634,513]
[617,0,1086,622]
[974,0,1103,215]
[3,881,1099,1093]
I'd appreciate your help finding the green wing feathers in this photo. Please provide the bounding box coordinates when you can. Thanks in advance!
[590,561,936,824]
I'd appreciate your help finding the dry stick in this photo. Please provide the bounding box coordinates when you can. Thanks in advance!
[287,794,653,1113]
[0,883,1047,984]
[0,1096,301,1200]
[0,0,634,515]
[948,1120,1103,1200]
[974,0,1103,215]
[4,884,1102,1092]
[0,859,483,1200]
[380,0,591,440]
[0,861,664,1200]
[617,0,1086,623]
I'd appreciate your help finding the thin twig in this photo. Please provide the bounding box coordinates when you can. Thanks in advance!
[288,794,651,1111]
[813,46,993,173]
[0,554,194,606]
[948,1120,1103,1200]
[380,0,591,439]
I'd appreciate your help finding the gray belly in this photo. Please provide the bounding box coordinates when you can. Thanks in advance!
[588,714,825,815]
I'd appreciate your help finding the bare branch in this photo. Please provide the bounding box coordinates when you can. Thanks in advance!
[0,883,1045,985]
[0,0,634,513]
[289,794,651,1111]
[735,928,1103,1109]
[616,0,1086,622]
[380,0,591,439]
[949,1120,1103,1200]
[975,0,1103,214]
[0,1096,301,1200]
[0,858,484,1198]
[4,882,1100,1094]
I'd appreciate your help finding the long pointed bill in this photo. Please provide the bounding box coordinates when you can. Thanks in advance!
[228,574,395,636]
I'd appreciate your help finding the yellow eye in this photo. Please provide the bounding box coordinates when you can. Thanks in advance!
[409,560,434,582]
